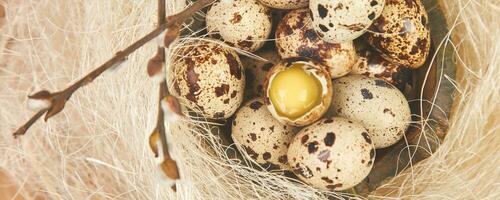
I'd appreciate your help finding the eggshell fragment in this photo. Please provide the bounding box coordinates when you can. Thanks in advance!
[275,9,357,78]
[206,0,272,52]
[168,40,245,119]
[366,0,431,68]
[264,60,332,126]
[330,75,411,148]
[232,98,296,169]
[310,0,385,43]
[288,117,375,191]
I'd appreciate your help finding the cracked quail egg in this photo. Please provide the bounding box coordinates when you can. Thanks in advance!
[264,60,332,126]
[310,0,385,43]
[206,0,272,52]
[232,98,296,169]
[330,75,411,148]
[288,117,375,191]
[275,8,357,78]
[168,40,245,119]
[366,0,430,68]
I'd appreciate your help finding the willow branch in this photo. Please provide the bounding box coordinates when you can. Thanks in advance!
[13,0,216,137]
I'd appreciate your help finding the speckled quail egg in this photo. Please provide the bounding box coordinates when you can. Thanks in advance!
[275,9,357,78]
[168,40,245,119]
[241,48,281,99]
[366,0,430,68]
[264,60,332,126]
[351,49,412,90]
[310,0,385,43]
[330,75,411,148]
[288,117,375,191]
[232,98,296,169]
[258,0,308,9]
[206,0,272,52]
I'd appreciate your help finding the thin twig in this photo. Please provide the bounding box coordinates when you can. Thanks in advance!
[154,0,180,189]
[13,0,216,137]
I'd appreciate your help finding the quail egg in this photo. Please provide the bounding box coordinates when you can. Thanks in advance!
[264,60,332,126]
[288,117,375,191]
[366,0,431,68]
[330,75,411,148]
[232,98,296,169]
[241,48,281,99]
[258,0,308,10]
[351,49,412,90]
[206,0,272,52]
[275,9,357,78]
[168,40,245,119]
[310,0,385,43]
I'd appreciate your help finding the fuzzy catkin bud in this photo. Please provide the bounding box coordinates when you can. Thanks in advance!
[161,96,183,123]
[27,90,52,110]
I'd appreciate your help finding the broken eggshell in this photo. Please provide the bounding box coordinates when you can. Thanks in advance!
[168,40,245,119]
[264,60,332,126]
[275,8,357,78]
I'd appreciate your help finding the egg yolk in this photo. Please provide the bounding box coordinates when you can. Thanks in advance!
[269,64,323,120]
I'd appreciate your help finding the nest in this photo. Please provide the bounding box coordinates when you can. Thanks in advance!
[0,0,498,199]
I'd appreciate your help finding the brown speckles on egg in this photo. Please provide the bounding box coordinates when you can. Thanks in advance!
[308,141,319,154]
[321,177,334,184]
[361,88,374,99]
[243,145,259,160]
[317,150,330,162]
[249,101,264,110]
[361,132,372,144]
[331,75,411,148]
[287,117,375,191]
[263,152,272,160]
[206,0,272,52]
[317,4,328,18]
[324,132,336,146]
[301,135,310,144]
[168,41,244,119]
[310,0,385,43]
[214,84,230,97]
[366,0,430,68]
[232,98,296,170]
[275,9,357,78]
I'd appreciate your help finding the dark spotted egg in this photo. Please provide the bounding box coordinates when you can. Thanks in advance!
[366,0,431,68]
[330,75,411,148]
[241,48,281,99]
[310,0,385,43]
[351,49,412,90]
[232,98,296,170]
[206,0,272,52]
[287,117,375,191]
[168,40,245,119]
[275,9,357,78]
